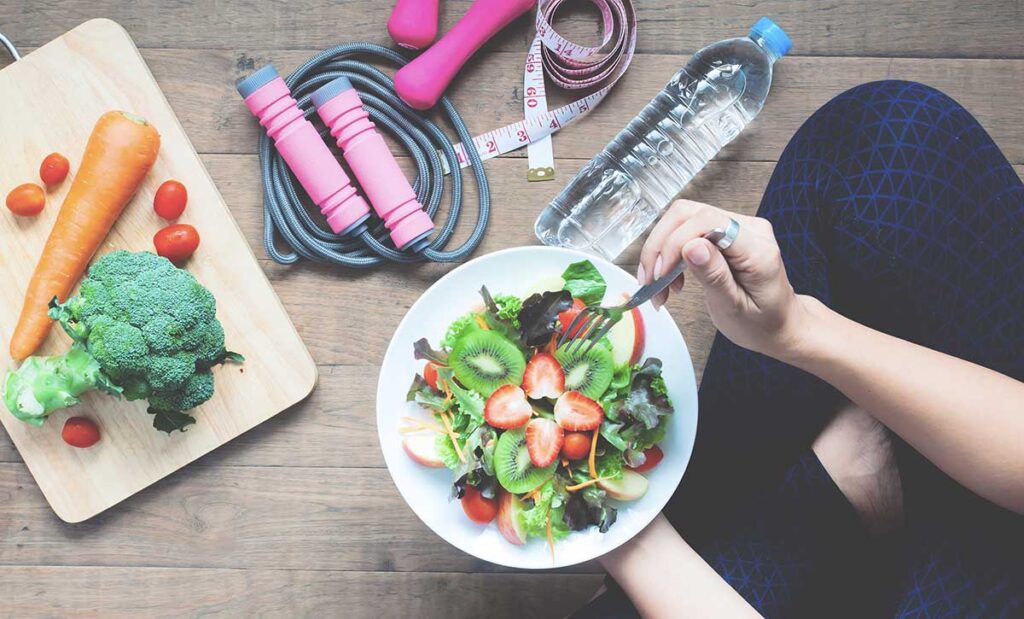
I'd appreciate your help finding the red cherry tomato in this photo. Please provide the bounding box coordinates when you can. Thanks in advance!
[62,417,101,448]
[629,445,664,473]
[5,183,45,216]
[561,431,592,460]
[461,485,499,524]
[423,362,440,390]
[153,223,200,262]
[558,298,587,336]
[39,153,70,185]
[154,180,188,220]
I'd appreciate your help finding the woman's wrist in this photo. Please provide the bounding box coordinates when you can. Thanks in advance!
[770,294,842,368]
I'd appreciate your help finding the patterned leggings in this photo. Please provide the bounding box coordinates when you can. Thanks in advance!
[577,81,1024,618]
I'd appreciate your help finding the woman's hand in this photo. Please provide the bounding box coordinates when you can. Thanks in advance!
[638,199,811,358]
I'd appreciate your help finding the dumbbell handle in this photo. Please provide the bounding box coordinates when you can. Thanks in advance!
[395,0,536,110]
[387,0,440,50]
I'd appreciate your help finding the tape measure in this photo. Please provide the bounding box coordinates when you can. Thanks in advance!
[447,0,636,180]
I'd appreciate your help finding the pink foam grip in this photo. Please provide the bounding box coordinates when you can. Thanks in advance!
[316,89,433,249]
[242,77,370,235]
[394,0,536,110]
[387,0,440,50]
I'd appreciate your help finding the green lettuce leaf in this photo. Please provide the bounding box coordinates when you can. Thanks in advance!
[493,294,524,329]
[435,432,462,470]
[441,313,480,350]
[561,260,607,305]
[518,480,571,541]
[406,375,450,412]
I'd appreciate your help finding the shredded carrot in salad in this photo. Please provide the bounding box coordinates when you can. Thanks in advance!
[588,428,599,479]
[474,315,490,330]
[438,412,465,463]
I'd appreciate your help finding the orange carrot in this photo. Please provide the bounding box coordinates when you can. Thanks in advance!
[10,111,160,360]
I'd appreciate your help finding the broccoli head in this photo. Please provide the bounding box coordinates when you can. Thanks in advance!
[4,251,243,433]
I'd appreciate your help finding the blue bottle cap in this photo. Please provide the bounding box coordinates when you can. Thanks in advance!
[750,17,792,58]
[236,64,280,98]
[310,76,355,109]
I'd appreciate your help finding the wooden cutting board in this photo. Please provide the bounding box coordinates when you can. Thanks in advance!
[0,19,317,522]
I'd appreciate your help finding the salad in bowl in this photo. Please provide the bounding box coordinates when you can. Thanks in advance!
[401,259,676,557]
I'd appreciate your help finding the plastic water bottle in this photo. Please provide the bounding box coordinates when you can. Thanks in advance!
[535,18,792,259]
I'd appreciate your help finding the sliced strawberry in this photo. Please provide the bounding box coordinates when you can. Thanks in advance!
[557,298,586,336]
[554,391,605,431]
[525,418,564,468]
[484,384,532,429]
[521,352,565,399]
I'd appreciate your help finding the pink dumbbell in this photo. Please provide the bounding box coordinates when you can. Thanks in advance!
[387,0,440,50]
[237,65,371,236]
[312,77,434,251]
[394,0,537,110]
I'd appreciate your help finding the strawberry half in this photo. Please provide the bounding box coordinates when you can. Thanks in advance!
[521,353,565,399]
[554,391,605,431]
[484,384,533,429]
[525,418,564,468]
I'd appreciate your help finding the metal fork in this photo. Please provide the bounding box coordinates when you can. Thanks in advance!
[557,228,729,355]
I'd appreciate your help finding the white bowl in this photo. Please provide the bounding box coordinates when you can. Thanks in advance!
[376,246,698,569]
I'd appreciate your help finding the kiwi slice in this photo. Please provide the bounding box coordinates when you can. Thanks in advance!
[555,342,614,399]
[494,427,556,494]
[449,330,526,396]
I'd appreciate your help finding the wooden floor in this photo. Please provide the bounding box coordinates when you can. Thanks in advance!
[1,1,1021,617]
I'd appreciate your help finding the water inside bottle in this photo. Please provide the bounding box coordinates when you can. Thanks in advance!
[535,27,782,260]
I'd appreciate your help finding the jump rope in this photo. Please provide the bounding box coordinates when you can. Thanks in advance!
[239,0,635,268]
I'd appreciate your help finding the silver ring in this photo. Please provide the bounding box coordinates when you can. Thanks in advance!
[707,218,740,251]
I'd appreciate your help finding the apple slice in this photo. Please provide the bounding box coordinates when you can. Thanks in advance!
[607,294,645,366]
[496,492,528,545]
[402,433,445,467]
[598,469,649,501]
[524,274,566,297]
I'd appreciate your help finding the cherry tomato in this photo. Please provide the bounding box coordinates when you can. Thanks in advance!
[5,183,45,216]
[154,180,188,219]
[153,223,200,262]
[461,485,499,524]
[558,298,587,336]
[62,417,101,448]
[39,152,70,185]
[629,445,664,473]
[561,431,592,460]
[423,362,440,390]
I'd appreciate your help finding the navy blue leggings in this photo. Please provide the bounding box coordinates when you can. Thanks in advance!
[576,81,1024,618]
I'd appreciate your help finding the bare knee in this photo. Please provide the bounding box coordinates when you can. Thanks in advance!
[812,402,904,534]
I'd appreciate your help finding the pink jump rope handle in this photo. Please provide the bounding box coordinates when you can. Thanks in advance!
[237,65,371,236]
[395,0,537,110]
[312,77,434,251]
[387,0,440,50]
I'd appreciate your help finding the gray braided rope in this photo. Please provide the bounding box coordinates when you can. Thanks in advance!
[258,43,490,267]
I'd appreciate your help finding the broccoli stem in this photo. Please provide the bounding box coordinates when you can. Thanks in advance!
[3,344,121,426]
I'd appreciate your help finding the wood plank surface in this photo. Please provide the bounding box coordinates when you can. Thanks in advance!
[0,567,604,619]
[124,50,1024,163]
[3,0,1023,616]
[1,1,1022,57]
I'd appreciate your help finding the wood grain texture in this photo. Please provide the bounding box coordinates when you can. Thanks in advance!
[0,20,315,523]
[124,49,1024,163]
[1,0,1021,57]
[0,462,601,574]
[0,567,604,619]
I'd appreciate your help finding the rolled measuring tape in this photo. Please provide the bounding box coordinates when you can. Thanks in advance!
[450,0,637,180]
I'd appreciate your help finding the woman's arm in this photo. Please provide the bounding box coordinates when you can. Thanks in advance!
[781,297,1024,513]
[639,200,1024,514]
[599,514,760,618]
